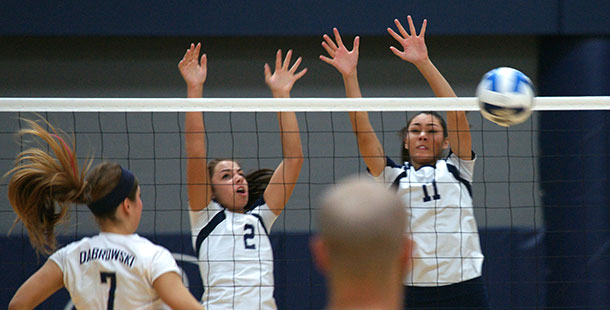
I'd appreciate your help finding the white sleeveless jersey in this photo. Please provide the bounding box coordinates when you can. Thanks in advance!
[189,198,278,310]
[49,232,180,309]
[374,152,484,287]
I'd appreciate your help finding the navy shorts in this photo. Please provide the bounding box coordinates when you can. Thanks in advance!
[404,276,490,310]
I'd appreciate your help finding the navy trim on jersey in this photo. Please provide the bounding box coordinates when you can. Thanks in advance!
[386,156,401,168]
[392,171,407,190]
[246,196,269,235]
[195,210,226,257]
[250,213,269,236]
[446,164,473,198]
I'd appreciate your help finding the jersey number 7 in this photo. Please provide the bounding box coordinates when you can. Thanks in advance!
[100,272,117,310]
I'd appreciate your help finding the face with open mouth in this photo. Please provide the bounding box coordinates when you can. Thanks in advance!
[404,113,449,169]
[211,160,249,212]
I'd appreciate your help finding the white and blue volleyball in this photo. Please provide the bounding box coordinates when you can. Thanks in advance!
[476,67,535,127]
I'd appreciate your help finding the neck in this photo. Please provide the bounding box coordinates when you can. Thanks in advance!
[326,274,403,310]
[98,219,135,235]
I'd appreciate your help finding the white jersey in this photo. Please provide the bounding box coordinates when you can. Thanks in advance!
[374,152,484,287]
[49,232,180,310]
[189,198,278,310]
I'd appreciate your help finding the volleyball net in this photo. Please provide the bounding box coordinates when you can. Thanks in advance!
[1,96,609,309]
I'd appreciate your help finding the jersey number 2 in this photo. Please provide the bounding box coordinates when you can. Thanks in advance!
[100,272,116,310]
[422,180,441,202]
[244,224,256,250]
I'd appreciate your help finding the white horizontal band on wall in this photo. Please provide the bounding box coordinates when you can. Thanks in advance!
[0,97,609,112]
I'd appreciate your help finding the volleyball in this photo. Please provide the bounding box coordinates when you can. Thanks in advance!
[476,67,535,127]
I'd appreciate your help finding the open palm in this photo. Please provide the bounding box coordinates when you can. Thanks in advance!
[178,42,207,87]
[388,16,429,65]
[319,28,360,77]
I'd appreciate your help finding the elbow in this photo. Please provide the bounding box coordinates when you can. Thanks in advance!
[288,151,304,167]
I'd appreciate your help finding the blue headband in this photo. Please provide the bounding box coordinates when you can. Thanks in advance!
[88,166,135,215]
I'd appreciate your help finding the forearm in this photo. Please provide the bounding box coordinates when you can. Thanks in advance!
[277,112,303,161]
[349,111,385,175]
[413,58,456,98]
[184,111,211,209]
[185,112,206,158]
[342,71,362,98]
[186,83,203,99]
[446,111,472,159]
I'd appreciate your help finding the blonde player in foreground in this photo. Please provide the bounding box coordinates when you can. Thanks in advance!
[321,16,490,309]
[179,43,305,309]
[7,119,202,310]
[311,176,412,310]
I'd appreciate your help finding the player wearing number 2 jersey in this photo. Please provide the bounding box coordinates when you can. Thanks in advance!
[7,119,202,310]
[179,43,305,310]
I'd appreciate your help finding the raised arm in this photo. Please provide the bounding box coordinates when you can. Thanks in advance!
[320,28,386,175]
[178,43,213,211]
[388,16,472,159]
[262,49,306,215]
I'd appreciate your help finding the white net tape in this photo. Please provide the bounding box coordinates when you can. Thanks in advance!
[1,96,609,112]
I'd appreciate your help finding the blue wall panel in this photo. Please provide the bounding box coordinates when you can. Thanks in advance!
[1,230,546,309]
[1,0,607,36]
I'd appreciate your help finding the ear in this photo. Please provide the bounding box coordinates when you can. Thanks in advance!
[309,236,330,275]
[442,137,450,150]
[120,198,132,215]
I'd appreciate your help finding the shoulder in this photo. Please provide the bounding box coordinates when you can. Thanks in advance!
[445,151,476,169]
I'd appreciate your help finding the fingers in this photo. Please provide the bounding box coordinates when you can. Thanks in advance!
[353,36,360,53]
[200,53,207,67]
[289,56,302,74]
[407,15,417,36]
[333,28,344,47]
[264,63,271,79]
[282,49,293,70]
[419,19,427,37]
[321,41,335,58]
[389,46,402,57]
[395,18,409,38]
[194,42,201,58]
[322,34,338,51]
[319,55,333,65]
[275,49,282,71]
[269,50,305,77]
[294,68,308,81]
[387,27,403,42]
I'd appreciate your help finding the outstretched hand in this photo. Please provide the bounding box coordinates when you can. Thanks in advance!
[178,42,207,88]
[264,49,307,98]
[388,16,429,65]
[319,28,360,77]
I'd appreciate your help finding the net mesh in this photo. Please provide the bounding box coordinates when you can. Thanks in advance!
[1,96,609,309]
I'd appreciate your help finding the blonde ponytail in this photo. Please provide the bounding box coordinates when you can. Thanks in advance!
[6,119,91,255]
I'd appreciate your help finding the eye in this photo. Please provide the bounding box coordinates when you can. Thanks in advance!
[221,174,230,180]
[428,130,438,134]
[409,129,420,134]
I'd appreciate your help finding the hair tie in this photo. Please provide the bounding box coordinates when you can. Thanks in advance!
[87,166,135,216]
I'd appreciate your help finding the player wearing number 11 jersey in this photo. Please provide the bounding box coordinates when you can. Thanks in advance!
[179,43,305,310]
[321,16,489,309]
